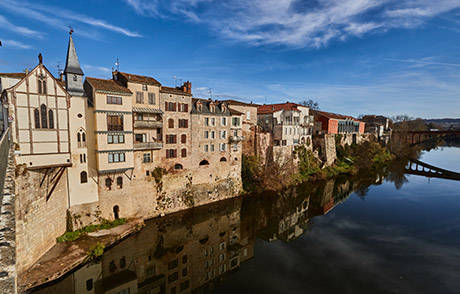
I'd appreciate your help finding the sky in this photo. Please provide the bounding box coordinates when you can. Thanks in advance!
[0,0,459,119]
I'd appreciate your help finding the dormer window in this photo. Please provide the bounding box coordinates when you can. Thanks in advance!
[73,75,78,82]
[210,104,215,112]
[142,84,148,91]
[197,103,202,112]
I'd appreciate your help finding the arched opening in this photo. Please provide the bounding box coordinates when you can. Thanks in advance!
[199,160,210,166]
[116,176,123,188]
[174,163,183,170]
[306,137,311,146]
[77,129,86,147]
[80,171,88,183]
[34,109,40,128]
[301,137,305,144]
[168,118,174,128]
[48,109,54,129]
[113,205,119,220]
[105,178,112,190]
[220,157,227,162]
[40,104,48,128]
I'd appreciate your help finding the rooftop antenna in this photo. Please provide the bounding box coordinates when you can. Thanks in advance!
[208,88,213,99]
[56,61,63,76]
[115,58,119,71]
[173,76,182,87]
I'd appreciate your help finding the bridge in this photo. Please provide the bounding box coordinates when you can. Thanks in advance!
[405,157,460,181]
[394,130,460,145]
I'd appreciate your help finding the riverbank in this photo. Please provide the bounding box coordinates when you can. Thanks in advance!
[19,218,144,292]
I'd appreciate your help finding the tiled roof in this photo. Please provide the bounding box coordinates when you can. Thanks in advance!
[160,86,192,96]
[257,102,302,114]
[229,108,244,115]
[117,71,161,86]
[191,98,230,115]
[221,99,258,107]
[0,73,26,78]
[86,77,132,94]
[313,110,361,121]
[132,107,163,114]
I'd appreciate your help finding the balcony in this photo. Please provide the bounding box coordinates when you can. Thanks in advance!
[229,136,244,142]
[134,142,163,150]
[133,120,162,129]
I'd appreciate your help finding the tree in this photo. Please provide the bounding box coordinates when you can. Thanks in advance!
[299,99,320,110]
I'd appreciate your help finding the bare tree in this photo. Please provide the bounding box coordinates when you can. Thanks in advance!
[299,99,320,110]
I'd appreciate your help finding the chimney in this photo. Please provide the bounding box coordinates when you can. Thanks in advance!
[59,72,64,82]
[183,81,192,94]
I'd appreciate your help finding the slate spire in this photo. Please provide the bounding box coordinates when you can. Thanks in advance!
[64,31,85,96]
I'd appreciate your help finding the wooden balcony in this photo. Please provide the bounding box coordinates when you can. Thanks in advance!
[134,142,163,150]
[133,120,163,129]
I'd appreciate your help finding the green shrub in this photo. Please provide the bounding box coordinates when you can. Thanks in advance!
[56,218,127,243]
[85,242,105,262]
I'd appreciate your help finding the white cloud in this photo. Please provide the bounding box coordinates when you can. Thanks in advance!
[0,0,142,38]
[0,15,45,39]
[0,39,33,49]
[124,0,460,48]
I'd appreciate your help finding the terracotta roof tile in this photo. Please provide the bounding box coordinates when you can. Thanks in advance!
[0,73,26,78]
[86,77,132,94]
[257,102,302,114]
[116,71,161,86]
[313,110,361,122]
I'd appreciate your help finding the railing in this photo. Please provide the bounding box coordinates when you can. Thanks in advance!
[107,125,123,131]
[134,120,162,129]
[134,142,163,150]
[229,136,244,142]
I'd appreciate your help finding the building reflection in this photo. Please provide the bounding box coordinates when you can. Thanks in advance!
[32,176,379,294]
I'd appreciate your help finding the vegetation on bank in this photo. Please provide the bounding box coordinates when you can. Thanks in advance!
[85,242,105,262]
[242,138,394,194]
[56,218,127,242]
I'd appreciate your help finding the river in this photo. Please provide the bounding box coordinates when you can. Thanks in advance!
[31,147,460,294]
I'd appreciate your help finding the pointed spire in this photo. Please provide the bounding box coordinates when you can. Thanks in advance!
[64,34,84,76]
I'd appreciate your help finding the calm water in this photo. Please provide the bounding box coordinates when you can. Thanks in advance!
[32,147,460,294]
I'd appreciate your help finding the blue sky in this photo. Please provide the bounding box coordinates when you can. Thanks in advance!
[1,0,459,119]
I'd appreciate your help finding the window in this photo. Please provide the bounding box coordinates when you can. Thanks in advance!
[148,92,155,104]
[86,279,93,291]
[219,242,226,251]
[181,134,186,143]
[168,259,178,270]
[107,96,122,105]
[108,152,126,163]
[204,117,209,126]
[182,255,188,264]
[232,143,238,151]
[181,148,187,157]
[246,111,251,120]
[142,84,148,91]
[105,178,112,190]
[34,109,40,128]
[199,160,209,166]
[48,110,54,129]
[107,115,123,131]
[136,113,144,121]
[108,134,124,144]
[219,253,226,262]
[117,176,123,188]
[221,117,227,126]
[182,268,188,277]
[230,257,239,269]
[166,149,177,158]
[165,102,176,111]
[40,104,48,128]
[180,281,189,291]
[38,79,47,94]
[80,171,87,183]
[80,154,86,163]
[179,119,188,128]
[204,131,209,139]
[179,103,188,112]
[143,153,151,163]
[168,272,178,283]
[219,264,226,274]
[120,257,126,268]
[211,131,215,139]
[211,118,215,126]
[135,134,145,143]
[174,163,183,169]
[73,75,78,82]
[220,143,226,151]
[166,134,177,144]
[210,144,214,152]
[220,157,227,162]
[136,91,144,103]
[220,130,226,139]
[197,103,202,111]
[204,145,208,152]
[210,104,215,112]
[168,118,174,128]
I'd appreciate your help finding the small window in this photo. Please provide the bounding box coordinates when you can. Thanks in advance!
[105,178,112,190]
[48,110,54,129]
[120,257,126,268]
[220,157,227,162]
[73,75,78,82]
[117,176,123,188]
[86,279,93,291]
[181,148,187,158]
[181,134,187,143]
[199,160,210,166]
[80,171,88,183]
[34,109,40,128]
[143,153,151,163]
[40,104,48,128]
[148,92,155,104]
[168,118,174,128]
[174,163,183,170]
[142,84,148,91]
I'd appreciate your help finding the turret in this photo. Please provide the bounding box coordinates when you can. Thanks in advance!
[64,31,85,96]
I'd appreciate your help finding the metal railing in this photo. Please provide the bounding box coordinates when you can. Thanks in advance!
[134,141,163,150]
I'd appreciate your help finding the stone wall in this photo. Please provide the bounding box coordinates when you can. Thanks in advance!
[313,134,337,167]
[0,131,17,294]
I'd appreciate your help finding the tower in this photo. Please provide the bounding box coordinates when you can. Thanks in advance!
[64,31,85,96]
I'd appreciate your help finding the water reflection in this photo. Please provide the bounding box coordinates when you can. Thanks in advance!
[32,173,385,294]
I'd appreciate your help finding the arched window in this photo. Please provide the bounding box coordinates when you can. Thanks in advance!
[105,178,112,190]
[199,160,210,166]
[42,80,47,94]
[34,109,40,128]
[220,157,227,162]
[113,205,120,219]
[48,109,54,129]
[174,163,183,170]
[77,129,86,148]
[38,81,42,94]
[168,118,174,128]
[117,176,123,188]
[40,104,48,128]
[80,171,88,183]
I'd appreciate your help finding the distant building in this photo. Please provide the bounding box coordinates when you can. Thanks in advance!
[257,102,313,146]
[312,110,365,135]
[361,115,391,138]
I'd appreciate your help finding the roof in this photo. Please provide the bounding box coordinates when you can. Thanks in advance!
[191,98,231,115]
[85,77,132,94]
[0,73,26,78]
[132,107,163,114]
[160,86,192,96]
[229,108,244,115]
[221,99,259,107]
[313,110,361,122]
[64,35,84,76]
[116,71,161,86]
[257,102,303,114]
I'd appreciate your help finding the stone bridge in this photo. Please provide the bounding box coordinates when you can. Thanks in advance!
[394,130,460,145]
[405,157,460,181]
[0,128,17,294]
